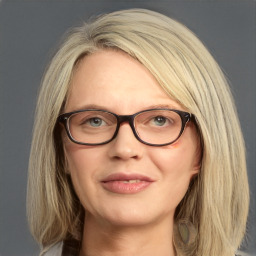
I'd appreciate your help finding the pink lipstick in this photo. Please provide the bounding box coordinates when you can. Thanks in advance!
[101,173,154,194]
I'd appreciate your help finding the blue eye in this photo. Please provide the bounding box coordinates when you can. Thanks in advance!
[88,118,105,127]
[152,116,167,126]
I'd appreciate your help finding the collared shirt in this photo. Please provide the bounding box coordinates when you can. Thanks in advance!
[43,241,253,256]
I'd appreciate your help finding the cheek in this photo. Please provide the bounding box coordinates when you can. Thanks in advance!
[151,142,196,176]
[148,140,198,202]
[64,142,104,173]
[64,143,89,174]
[63,143,104,206]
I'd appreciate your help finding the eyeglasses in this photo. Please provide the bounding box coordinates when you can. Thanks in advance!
[58,108,193,147]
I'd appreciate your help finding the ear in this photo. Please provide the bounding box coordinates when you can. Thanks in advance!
[191,154,201,174]
[190,167,200,180]
[189,159,200,181]
[191,133,202,177]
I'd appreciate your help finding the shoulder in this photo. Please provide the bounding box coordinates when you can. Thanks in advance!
[235,251,253,256]
[43,242,63,256]
[42,240,80,256]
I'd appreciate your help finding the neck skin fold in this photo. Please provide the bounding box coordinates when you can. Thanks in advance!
[79,213,176,256]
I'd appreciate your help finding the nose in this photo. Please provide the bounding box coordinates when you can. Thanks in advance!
[108,123,144,160]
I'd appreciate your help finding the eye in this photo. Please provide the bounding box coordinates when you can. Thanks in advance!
[151,116,169,126]
[86,117,106,127]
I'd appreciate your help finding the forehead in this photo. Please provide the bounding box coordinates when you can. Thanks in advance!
[65,50,182,113]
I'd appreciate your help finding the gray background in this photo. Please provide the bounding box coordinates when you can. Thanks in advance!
[0,1,255,255]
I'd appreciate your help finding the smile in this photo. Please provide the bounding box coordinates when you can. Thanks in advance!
[121,180,141,183]
[101,173,155,194]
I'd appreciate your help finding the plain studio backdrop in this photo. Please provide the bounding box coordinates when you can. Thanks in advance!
[0,1,255,255]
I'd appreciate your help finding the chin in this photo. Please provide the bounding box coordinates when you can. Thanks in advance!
[95,204,172,228]
[109,211,149,227]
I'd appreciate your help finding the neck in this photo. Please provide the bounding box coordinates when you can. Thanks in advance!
[79,214,176,256]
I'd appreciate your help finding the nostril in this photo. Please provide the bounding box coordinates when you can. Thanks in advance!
[108,125,143,160]
[112,147,140,161]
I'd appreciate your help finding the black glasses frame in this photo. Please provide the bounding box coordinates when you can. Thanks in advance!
[58,108,193,147]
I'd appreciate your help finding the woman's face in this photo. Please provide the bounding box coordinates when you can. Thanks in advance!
[63,50,200,228]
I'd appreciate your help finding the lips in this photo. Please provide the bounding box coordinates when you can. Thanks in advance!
[101,173,154,194]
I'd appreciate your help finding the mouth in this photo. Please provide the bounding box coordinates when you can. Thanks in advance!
[101,173,155,194]
[119,180,142,183]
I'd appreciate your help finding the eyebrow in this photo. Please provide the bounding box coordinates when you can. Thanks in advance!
[145,104,179,109]
[71,104,110,112]
[68,103,181,113]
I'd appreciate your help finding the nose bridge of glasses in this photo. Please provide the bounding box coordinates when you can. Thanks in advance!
[117,114,134,127]
[116,114,137,135]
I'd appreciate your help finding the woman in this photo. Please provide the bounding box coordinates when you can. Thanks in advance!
[27,9,249,256]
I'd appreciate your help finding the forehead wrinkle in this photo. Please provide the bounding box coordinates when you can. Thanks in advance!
[64,50,186,114]
[64,102,184,115]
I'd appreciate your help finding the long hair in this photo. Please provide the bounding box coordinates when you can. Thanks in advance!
[27,9,249,256]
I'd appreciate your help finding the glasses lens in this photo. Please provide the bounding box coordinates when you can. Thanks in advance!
[68,111,117,144]
[135,110,182,145]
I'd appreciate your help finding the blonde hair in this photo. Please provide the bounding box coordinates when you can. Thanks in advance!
[27,9,249,256]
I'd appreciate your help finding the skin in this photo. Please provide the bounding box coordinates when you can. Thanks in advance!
[63,50,200,256]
